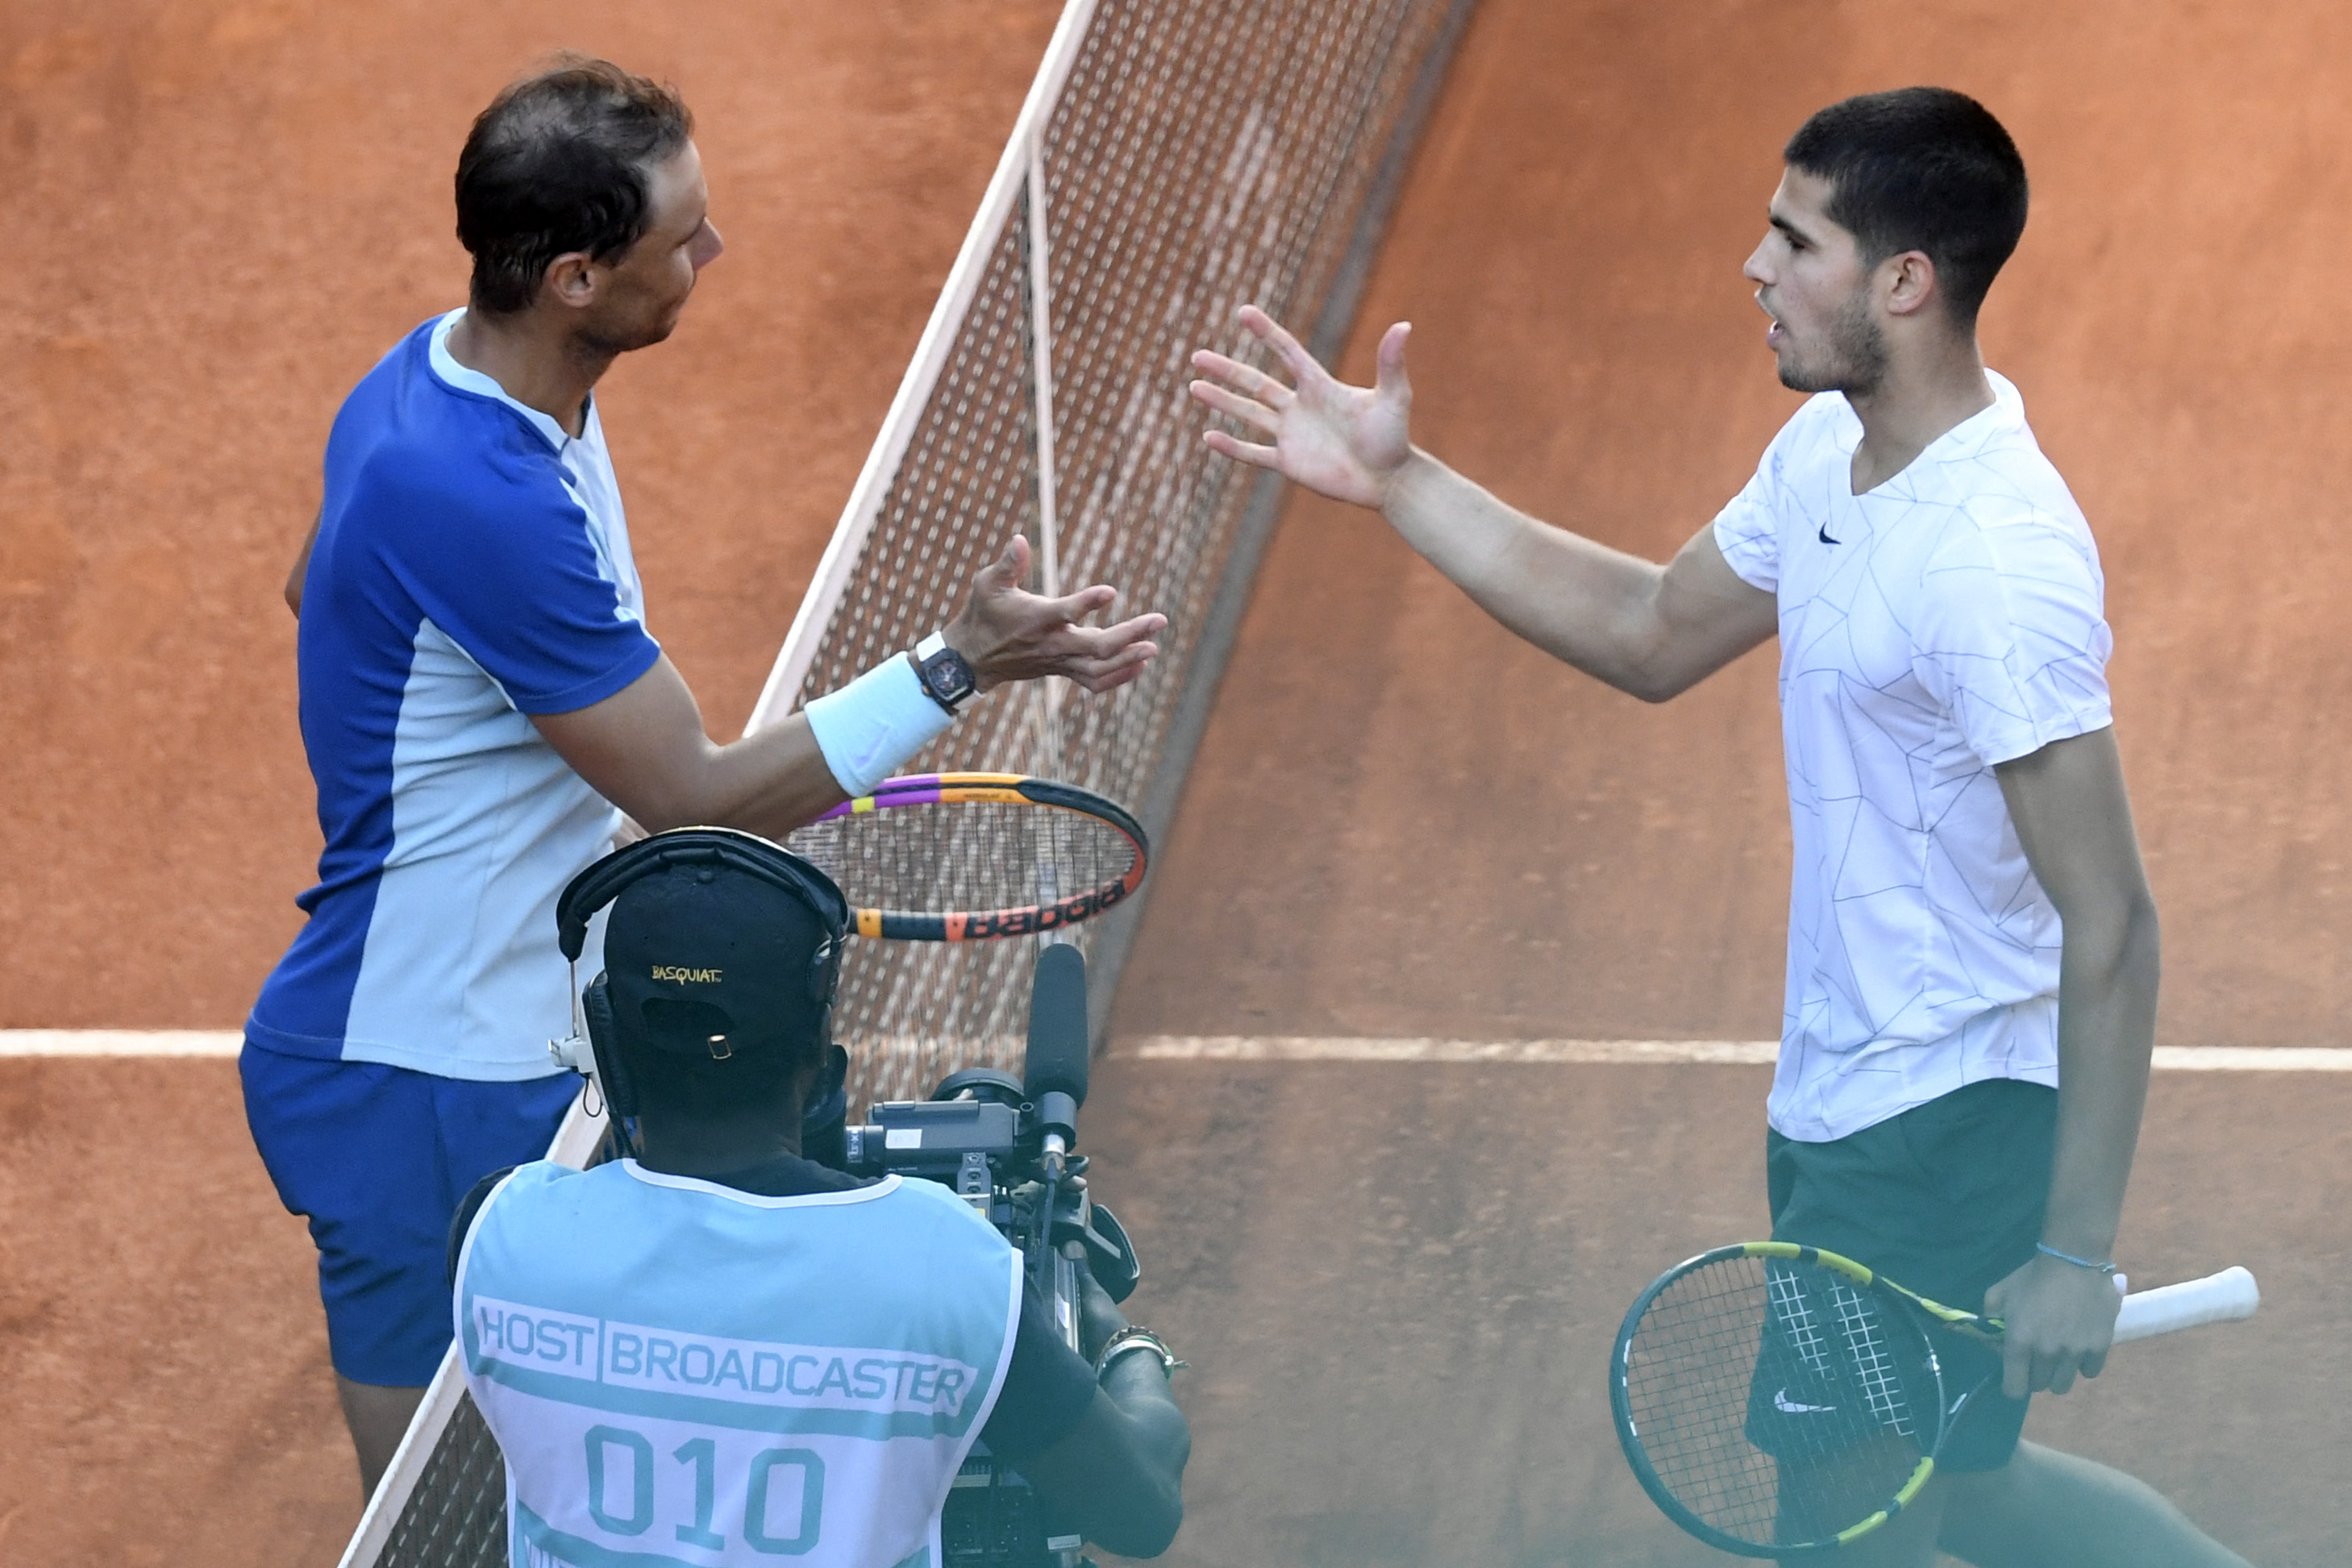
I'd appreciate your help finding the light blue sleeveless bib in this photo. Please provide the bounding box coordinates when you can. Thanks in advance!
[456,1160,1021,1568]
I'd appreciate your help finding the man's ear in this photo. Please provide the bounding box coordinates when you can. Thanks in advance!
[1880,249,1939,318]
[542,251,599,310]
[788,1048,834,1108]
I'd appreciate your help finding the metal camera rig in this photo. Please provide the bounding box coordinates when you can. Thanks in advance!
[832,944,1141,1568]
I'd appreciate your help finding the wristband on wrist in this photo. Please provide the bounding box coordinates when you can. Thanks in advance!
[1093,1325,1186,1381]
[2035,1242,2117,1275]
[803,653,955,797]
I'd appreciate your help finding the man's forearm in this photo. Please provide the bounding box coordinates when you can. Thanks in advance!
[1101,1354,1191,1478]
[533,659,852,842]
[1380,451,1672,696]
[651,715,850,840]
[2042,894,2162,1261]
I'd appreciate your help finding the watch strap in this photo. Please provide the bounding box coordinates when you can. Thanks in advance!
[911,630,974,714]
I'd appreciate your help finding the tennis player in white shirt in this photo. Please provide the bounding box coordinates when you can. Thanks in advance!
[1188,87,2250,1566]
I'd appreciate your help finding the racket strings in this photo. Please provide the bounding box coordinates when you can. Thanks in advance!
[1827,1280,1916,1437]
[788,801,1138,914]
[1621,1255,1933,1549]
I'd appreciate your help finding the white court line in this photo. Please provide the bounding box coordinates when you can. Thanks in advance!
[4,1032,2349,1071]
[1126,1036,2352,1071]
[0,1030,242,1057]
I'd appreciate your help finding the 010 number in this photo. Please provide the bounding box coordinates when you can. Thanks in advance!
[585,1425,824,1554]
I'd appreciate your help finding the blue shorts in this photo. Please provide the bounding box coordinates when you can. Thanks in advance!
[240,1041,577,1386]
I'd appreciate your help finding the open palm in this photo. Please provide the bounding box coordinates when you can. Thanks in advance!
[1188,304,1413,508]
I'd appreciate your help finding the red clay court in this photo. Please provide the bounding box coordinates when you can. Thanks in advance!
[2,2,2347,1563]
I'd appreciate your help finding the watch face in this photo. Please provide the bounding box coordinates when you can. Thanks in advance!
[928,649,976,702]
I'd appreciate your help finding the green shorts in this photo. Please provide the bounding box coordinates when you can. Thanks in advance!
[1766,1077,2058,1472]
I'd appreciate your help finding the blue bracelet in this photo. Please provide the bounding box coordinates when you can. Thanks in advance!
[2036,1242,2117,1275]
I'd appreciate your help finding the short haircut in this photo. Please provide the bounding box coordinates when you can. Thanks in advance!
[454,56,694,315]
[1784,87,2027,325]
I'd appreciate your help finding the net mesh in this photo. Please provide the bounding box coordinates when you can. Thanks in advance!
[797,0,1468,1112]
[370,1391,507,1566]
[348,2,1467,1562]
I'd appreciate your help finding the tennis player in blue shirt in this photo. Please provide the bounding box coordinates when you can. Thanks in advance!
[245,56,1165,1495]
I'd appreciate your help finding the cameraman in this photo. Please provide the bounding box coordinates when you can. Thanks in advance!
[448,830,1189,1565]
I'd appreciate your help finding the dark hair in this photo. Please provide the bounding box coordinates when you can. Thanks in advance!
[1784,87,2027,325]
[454,56,693,315]
[621,997,821,1122]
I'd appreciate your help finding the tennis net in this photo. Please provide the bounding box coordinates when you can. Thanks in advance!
[337,0,1473,1562]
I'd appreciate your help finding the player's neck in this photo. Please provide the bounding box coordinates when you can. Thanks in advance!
[446,306,612,440]
[1843,330,1994,495]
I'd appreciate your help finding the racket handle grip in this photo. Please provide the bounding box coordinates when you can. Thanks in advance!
[2113,1265,2259,1344]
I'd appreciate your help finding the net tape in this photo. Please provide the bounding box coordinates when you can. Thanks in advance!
[343,2,1470,1562]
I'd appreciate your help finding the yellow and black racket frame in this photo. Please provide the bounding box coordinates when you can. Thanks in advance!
[1610,1241,1991,1556]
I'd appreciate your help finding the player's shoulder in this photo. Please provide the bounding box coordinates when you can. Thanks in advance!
[331,316,576,522]
[1919,375,2083,512]
[1901,379,2091,550]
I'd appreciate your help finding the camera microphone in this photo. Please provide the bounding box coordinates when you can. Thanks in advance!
[1024,943,1089,1159]
[1024,942,1089,1122]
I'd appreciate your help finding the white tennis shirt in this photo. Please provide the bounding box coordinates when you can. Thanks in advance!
[1713,373,2113,1142]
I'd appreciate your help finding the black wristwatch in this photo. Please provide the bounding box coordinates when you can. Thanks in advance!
[913,630,977,713]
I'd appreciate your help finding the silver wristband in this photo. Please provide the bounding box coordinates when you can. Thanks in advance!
[1093,1326,1186,1381]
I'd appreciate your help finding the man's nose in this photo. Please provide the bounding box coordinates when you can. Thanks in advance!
[695,223,726,270]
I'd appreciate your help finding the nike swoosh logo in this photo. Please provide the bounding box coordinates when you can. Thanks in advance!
[1775,1389,1837,1414]
[1817,525,1841,545]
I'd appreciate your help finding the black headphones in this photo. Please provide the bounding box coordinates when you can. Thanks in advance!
[552,828,851,1135]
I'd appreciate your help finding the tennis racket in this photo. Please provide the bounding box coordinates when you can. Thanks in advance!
[1611,1242,2258,1556]
[785,772,1147,941]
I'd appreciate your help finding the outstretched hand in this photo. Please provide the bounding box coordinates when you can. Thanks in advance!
[943,535,1166,694]
[1188,303,1414,508]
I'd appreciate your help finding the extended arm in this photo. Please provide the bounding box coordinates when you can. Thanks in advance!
[1189,306,1775,700]
[532,536,1164,839]
[1982,726,2163,1397]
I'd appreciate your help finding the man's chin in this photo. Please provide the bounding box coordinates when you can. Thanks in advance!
[582,316,682,359]
[1773,353,1833,395]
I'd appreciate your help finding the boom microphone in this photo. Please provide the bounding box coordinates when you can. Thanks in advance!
[1024,944,1089,1149]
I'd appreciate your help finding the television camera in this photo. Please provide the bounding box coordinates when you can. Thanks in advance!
[827,942,1143,1568]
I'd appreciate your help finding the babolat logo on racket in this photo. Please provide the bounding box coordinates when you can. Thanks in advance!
[650,965,724,984]
[960,884,1127,940]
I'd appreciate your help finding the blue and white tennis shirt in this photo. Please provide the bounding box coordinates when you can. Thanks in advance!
[248,310,662,1080]
[456,1162,1020,1568]
[1713,373,2114,1143]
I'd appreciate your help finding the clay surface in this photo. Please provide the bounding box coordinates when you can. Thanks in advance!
[3,0,2347,1562]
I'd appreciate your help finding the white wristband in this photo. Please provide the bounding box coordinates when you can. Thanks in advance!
[803,654,955,797]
